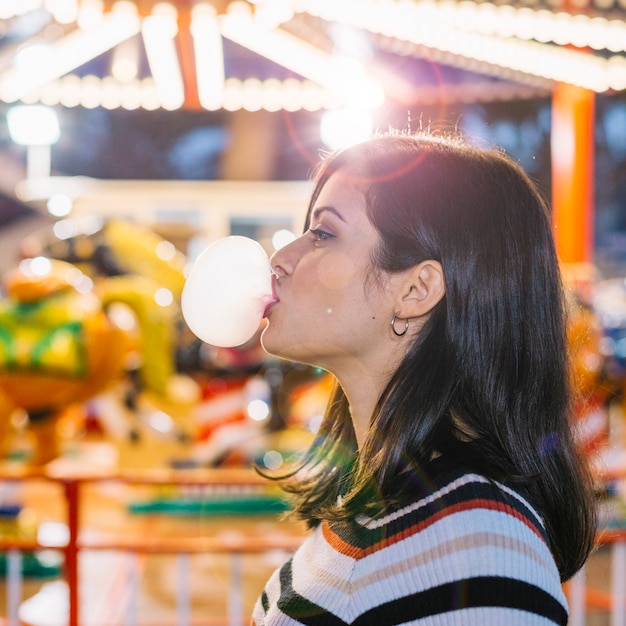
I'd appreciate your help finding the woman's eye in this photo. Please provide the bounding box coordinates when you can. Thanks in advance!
[310,228,334,242]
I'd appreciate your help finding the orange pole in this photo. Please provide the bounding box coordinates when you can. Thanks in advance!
[177,6,202,111]
[551,83,595,264]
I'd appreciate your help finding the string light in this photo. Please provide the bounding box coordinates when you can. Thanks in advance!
[0,4,141,103]
[76,0,104,31]
[0,0,43,19]
[191,3,225,111]
[289,0,626,92]
[45,0,78,24]
[142,3,185,110]
[1,0,624,112]
[220,3,384,108]
[6,71,337,113]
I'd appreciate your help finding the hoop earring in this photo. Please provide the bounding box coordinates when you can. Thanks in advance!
[391,312,409,337]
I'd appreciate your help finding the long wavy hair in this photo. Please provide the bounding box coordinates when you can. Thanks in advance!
[266,132,597,582]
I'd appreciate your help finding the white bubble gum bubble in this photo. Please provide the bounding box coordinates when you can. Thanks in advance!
[182,236,272,348]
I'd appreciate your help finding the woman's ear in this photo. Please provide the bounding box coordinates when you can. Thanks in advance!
[396,260,445,319]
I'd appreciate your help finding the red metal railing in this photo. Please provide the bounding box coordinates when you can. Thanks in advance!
[0,464,624,626]
[0,464,304,626]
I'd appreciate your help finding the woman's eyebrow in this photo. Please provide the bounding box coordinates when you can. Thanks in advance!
[311,206,347,223]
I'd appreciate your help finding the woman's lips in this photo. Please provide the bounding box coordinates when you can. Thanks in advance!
[263,275,280,318]
[263,298,277,317]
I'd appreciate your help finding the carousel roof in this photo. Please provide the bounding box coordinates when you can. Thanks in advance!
[0,0,624,114]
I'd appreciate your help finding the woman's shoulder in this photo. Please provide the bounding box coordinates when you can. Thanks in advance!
[360,455,549,547]
[257,457,567,626]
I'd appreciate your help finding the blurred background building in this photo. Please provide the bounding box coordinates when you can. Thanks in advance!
[0,0,624,274]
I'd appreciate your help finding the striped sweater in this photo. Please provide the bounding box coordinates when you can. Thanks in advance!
[252,458,568,625]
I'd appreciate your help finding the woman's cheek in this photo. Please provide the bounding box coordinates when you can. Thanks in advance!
[317,252,356,290]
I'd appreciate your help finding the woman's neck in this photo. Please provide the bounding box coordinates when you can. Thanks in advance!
[335,362,395,450]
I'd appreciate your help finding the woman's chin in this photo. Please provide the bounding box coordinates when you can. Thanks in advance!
[261,329,300,363]
[260,324,284,358]
[259,325,273,353]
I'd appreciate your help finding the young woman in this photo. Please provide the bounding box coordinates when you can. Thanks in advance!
[254,132,597,625]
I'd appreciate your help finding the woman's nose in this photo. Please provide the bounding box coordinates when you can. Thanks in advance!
[270,235,302,277]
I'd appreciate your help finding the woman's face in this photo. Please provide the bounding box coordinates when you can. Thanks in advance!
[261,169,397,373]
